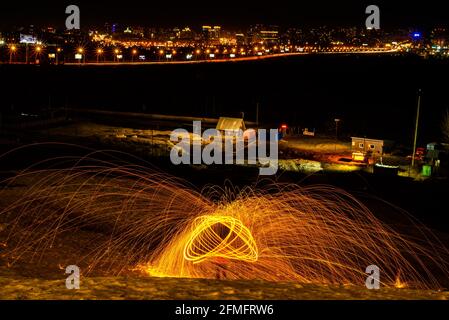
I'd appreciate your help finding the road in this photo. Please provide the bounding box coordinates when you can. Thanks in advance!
[61,50,399,66]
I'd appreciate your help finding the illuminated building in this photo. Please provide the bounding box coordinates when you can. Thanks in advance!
[179,27,195,41]
[250,25,279,46]
[202,25,221,44]
[235,33,247,46]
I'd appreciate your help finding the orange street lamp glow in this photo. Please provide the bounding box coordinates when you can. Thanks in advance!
[36,46,42,52]
[77,48,84,54]
[9,45,17,63]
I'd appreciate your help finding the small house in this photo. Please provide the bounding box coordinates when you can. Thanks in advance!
[216,117,246,133]
[351,137,384,157]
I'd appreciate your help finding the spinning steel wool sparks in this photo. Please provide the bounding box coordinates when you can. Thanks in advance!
[0,149,448,290]
[183,215,258,264]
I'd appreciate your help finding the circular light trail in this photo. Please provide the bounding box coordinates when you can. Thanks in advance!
[183,215,258,264]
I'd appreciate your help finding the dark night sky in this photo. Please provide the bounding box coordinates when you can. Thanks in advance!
[1,0,449,30]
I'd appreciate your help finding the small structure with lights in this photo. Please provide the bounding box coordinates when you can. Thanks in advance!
[216,117,246,134]
[351,137,384,162]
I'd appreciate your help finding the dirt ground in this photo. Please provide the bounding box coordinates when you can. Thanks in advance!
[1,273,449,300]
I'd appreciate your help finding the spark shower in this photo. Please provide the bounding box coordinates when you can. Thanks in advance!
[0,148,448,290]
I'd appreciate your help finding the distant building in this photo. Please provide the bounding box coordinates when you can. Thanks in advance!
[202,26,221,44]
[351,137,384,156]
[426,142,449,161]
[179,27,195,41]
[235,33,247,46]
[216,117,246,133]
[250,25,279,46]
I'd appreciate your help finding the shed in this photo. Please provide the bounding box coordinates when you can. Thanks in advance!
[351,137,384,156]
[216,117,246,132]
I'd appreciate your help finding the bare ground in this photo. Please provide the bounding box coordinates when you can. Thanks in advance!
[1,269,449,300]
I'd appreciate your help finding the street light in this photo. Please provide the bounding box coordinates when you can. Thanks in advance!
[334,119,341,140]
[334,118,341,152]
[77,47,85,63]
[56,48,62,64]
[35,46,42,63]
[96,48,103,63]
[158,49,164,61]
[132,49,137,62]
[9,45,17,64]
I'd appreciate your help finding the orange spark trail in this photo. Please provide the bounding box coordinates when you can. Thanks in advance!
[0,148,448,290]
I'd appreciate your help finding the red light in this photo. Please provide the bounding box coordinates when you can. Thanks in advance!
[281,124,288,129]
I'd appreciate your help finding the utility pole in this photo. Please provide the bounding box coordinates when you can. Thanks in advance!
[256,102,259,127]
[411,89,422,167]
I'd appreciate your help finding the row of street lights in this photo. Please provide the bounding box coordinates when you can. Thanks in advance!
[5,44,282,64]
[5,45,240,63]
[7,44,42,63]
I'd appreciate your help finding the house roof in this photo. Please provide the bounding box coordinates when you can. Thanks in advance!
[216,117,246,131]
[351,137,384,144]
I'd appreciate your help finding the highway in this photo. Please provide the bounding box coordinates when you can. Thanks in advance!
[63,50,399,66]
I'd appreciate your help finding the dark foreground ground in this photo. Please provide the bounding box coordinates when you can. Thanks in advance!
[1,271,448,300]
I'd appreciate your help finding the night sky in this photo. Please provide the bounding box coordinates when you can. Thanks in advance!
[1,0,449,30]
